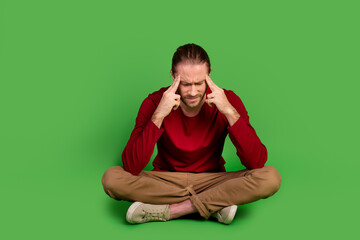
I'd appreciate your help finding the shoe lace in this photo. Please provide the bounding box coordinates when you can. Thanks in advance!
[143,210,166,221]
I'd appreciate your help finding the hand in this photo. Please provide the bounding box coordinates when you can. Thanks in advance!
[205,75,233,115]
[205,75,240,126]
[153,75,181,120]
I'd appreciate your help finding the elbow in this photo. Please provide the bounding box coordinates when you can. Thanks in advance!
[122,165,141,176]
[121,150,141,176]
[242,145,268,170]
[246,161,265,170]
[122,157,142,176]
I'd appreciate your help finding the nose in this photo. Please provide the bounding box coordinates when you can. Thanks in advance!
[190,84,196,96]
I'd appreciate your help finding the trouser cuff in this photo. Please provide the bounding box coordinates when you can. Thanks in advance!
[185,185,211,219]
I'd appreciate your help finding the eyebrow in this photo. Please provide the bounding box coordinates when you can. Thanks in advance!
[180,79,205,84]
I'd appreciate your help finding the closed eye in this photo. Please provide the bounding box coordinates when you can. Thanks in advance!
[180,80,205,86]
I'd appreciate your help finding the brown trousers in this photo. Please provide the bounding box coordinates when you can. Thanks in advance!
[101,165,281,219]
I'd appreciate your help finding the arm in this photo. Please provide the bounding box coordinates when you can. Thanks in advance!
[122,97,164,176]
[122,76,181,175]
[204,75,267,169]
[226,90,268,169]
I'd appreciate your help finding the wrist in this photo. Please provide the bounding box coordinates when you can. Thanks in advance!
[151,112,165,128]
[224,106,240,126]
[223,106,237,117]
[152,110,165,120]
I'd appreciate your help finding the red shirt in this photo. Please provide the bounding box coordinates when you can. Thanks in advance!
[122,86,268,176]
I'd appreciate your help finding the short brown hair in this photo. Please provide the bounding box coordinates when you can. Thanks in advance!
[171,43,211,75]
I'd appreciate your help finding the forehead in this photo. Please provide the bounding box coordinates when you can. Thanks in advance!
[176,62,208,83]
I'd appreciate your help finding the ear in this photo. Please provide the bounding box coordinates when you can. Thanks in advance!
[209,67,212,76]
[170,69,175,80]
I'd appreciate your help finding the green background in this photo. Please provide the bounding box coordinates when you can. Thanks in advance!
[1,0,359,239]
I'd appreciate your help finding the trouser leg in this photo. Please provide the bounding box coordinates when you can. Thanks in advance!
[188,165,282,219]
[102,165,281,220]
[101,166,191,204]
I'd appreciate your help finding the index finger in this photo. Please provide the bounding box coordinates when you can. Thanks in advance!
[205,75,218,91]
[168,74,181,93]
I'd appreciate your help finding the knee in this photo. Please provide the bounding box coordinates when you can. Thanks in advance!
[257,165,282,197]
[101,166,127,199]
[102,166,121,189]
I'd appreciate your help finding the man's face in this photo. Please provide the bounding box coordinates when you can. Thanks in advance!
[171,62,208,109]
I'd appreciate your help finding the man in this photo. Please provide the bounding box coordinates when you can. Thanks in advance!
[102,43,281,225]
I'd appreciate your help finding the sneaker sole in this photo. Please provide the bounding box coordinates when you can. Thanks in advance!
[126,202,144,224]
[223,205,237,225]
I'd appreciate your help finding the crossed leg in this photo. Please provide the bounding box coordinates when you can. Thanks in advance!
[101,165,281,219]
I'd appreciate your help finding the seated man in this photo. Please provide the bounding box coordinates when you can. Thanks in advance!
[102,43,281,224]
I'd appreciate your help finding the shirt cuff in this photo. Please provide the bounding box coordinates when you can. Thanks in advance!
[227,116,247,133]
[148,118,165,135]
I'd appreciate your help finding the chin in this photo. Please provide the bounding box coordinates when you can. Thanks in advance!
[185,100,201,108]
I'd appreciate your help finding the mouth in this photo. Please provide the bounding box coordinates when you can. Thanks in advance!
[186,97,199,102]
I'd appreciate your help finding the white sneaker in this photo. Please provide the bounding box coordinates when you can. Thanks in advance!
[211,205,238,224]
[126,202,170,224]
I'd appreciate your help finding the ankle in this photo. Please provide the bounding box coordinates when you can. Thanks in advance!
[169,199,197,219]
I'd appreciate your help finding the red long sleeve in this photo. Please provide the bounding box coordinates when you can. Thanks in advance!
[122,87,268,175]
[121,95,164,175]
[226,90,268,169]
